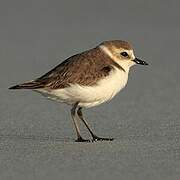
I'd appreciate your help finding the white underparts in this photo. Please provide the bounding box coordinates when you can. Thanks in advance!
[36,67,129,108]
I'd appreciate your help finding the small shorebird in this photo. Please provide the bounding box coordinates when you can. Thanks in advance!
[9,40,148,142]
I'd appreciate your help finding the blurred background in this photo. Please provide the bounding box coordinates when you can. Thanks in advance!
[0,0,180,180]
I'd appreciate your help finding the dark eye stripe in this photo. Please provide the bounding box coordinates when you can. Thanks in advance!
[120,52,128,57]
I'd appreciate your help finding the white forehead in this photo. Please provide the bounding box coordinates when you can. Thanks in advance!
[128,50,135,59]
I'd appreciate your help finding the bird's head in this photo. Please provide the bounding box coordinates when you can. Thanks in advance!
[99,40,148,71]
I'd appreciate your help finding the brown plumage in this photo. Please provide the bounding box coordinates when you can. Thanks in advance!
[9,46,124,90]
[8,40,148,142]
[100,40,132,50]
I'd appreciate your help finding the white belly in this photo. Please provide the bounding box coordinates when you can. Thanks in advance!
[36,68,128,108]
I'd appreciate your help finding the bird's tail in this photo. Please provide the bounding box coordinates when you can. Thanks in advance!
[9,80,44,90]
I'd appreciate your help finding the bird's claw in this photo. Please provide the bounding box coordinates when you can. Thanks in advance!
[92,136,114,142]
[75,137,91,142]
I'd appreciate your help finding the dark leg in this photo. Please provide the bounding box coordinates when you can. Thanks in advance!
[71,103,90,142]
[77,107,114,142]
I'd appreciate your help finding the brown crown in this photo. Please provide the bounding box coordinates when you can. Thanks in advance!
[100,40,133,50]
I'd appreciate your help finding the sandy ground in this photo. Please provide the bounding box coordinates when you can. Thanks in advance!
[0,0,180,179]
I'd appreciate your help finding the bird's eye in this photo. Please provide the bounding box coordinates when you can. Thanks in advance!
[120,52,128,57]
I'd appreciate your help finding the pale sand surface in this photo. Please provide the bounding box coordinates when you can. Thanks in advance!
[0,0,180,179]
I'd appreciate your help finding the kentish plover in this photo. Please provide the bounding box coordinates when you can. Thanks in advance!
[9,40,148,142]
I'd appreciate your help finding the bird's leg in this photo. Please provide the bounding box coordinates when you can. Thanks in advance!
[71,103,90,142]
[77,107,114,142]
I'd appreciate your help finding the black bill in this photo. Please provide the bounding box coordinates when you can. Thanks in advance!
[133,58,148,65]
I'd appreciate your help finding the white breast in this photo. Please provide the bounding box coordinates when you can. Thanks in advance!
[37,67,129,108]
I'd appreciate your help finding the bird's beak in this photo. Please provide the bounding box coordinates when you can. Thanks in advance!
[133,58,148,65]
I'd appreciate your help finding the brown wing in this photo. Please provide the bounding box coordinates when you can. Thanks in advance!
[36,47,114,89]
[9,47,114,90]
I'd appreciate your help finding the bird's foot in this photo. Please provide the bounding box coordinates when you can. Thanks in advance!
[92,135,114,142]
[75,137,91,142]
